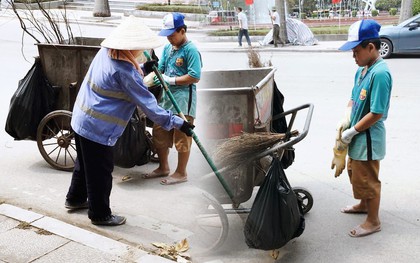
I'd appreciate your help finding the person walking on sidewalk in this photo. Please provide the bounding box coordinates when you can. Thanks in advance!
[64,16,194,226]
[334,19,392,237]
[270,6,282,47]
[237,7,251,47]
[142,13,202,185]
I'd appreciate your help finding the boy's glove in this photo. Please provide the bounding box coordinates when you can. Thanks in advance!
[331,127,348,177]
[143,60,158,75]
[180,121,195,137]
[341,126,359,144]
[162,74,176,85]
[331,146,347,178]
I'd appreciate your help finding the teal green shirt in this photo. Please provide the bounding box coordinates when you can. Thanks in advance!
[348,59,392,161]
[158,41,202,118]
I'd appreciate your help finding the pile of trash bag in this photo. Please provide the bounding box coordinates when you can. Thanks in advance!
[260,18,318,46]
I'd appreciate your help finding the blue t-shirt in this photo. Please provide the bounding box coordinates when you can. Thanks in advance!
[158,41,202,118]
[348,59,392,160]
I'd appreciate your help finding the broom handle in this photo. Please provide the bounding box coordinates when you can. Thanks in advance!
[143,51,234,199]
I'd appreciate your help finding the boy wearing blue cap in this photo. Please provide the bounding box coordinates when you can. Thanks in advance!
[143,13,202,185]
[333,19,392,237]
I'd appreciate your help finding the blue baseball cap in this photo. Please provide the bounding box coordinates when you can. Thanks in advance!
[158,13,185,36]
[339,19,381,51]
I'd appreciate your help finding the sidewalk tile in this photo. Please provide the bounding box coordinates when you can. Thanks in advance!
[0,226,68,263]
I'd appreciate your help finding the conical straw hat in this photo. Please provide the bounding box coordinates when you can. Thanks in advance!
[101,16,164,50]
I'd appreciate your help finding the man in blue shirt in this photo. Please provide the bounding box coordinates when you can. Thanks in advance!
[334,19,392,237]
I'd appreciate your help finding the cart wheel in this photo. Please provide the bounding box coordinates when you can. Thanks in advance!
[36,110,76,171]
[293,187,313,214]
[193,191,229,255]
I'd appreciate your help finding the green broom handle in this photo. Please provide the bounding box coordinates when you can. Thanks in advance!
[143,51,234,199]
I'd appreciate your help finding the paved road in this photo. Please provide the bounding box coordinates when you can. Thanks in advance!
[1,9,420,263]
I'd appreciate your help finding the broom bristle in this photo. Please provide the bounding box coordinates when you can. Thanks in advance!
[213,131,298,168]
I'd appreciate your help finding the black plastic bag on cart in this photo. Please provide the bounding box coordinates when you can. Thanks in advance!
[5,57,55,140]
[271,81,295,169]
[244,157,305,250]
[113,109,152,168]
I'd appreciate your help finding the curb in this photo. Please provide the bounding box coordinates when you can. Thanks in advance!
[0,204,172,262]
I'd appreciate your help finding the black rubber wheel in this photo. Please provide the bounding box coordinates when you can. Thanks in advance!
[293,187,313,214]
[380,39,393,59]
[36,110,76,171]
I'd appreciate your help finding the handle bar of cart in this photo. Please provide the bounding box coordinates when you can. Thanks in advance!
[254,103,314,161]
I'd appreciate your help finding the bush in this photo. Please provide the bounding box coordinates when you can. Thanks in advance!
[371,10,379,16]
[14,0,54,3]
[209,28,269,37]
[414,0,420,15]
[352,10,357,17]
[136,3,209,14]
[389,8,397,16]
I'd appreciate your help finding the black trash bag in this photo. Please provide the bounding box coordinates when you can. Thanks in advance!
[244,157,305,250]
[5,57,56,140]
[145,84,164,128]
[113,109,152,168]
[271,81,295,169]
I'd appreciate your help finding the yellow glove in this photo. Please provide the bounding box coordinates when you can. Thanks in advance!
[336,106,352,131]
[331,146,347,178]
[331,126,348,178]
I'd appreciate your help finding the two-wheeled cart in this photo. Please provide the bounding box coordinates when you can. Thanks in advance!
[35,37,103,171]
[192,67,314,253]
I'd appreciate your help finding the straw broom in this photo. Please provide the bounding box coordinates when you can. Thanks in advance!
[213,131,298,169]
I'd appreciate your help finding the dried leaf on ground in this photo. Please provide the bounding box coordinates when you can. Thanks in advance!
[121,175,132,182]
[270,249,280,259]
[175,238,189,252]
[151,239,191,262]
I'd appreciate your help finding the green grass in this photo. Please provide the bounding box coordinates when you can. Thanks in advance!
[136,3,209,14]
[310,26,350,35]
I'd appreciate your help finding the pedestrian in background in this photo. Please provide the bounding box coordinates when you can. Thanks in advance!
[65,16,194,226]
[271,6,282,47]
[333,19,392,237]
[143,13,202,185]
[237,7,251,47]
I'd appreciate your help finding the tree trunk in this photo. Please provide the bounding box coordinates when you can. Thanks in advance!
[276,0,287,45]
[399,0,413,23]
[93,0,111,17]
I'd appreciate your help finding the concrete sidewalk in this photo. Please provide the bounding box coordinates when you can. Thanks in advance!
[0,204,171,263]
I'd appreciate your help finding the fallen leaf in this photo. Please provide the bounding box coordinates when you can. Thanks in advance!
[270,249,279,260]
[175,238,189,252]
[121,175,132,182]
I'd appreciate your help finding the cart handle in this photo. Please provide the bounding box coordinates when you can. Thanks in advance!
[254,103,314,160]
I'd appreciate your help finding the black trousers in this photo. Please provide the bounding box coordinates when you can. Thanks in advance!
[66,133,114,220]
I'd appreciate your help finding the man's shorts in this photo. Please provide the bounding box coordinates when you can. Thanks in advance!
[152,116,194,153]
[347,158,381,199]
